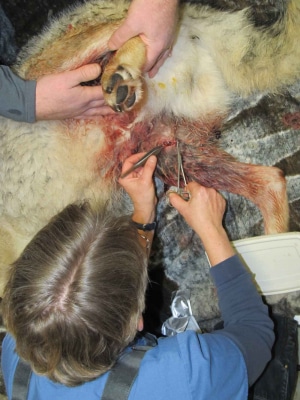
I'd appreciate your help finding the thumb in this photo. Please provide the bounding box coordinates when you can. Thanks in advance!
[142,155,157,180]
[72,63,101,85]
[168,192,188,214]
[108,24,136,50]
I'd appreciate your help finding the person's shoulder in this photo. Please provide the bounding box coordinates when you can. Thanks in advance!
[176,331,248,397]
[133,331,248,399]
[143,330,242,366]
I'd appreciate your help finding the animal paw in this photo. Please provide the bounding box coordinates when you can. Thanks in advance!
[101,64,144,112]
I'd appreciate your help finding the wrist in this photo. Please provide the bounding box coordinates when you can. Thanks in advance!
[199,226,235,267]
[132,207,156,226]
[131,215,156,257]
[132,220,156,231]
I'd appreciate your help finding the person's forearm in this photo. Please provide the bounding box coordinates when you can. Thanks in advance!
[0,66,36,123]
[211,255,275,385]
[199,225,235,266]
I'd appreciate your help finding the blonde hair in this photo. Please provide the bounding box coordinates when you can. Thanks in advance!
[3,202,148,386]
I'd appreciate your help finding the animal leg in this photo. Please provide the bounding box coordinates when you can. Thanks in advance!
[155,126,289,234]
[189,160,289,235]
[215,162,289,234]
[101,36,147,112]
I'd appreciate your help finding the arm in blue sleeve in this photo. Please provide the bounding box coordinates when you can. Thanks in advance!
[210,255,275,385]
[0,65,36,123]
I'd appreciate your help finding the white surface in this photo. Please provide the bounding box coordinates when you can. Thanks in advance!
[232,232,300,295]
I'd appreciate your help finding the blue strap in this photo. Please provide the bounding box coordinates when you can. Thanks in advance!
[12,358,32,400]
[12,334,157,400]
[101,346,151,400]
[101,333,158,400]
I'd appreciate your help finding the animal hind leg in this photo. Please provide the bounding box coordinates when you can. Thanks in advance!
[191,160,289,234]
[133,118,289,234]
[157,142,289,234]
[223,162,289,235]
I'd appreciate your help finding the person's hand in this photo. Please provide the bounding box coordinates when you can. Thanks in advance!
[168,182,235,265]
[168,182,226,237]
[35,64,115,120]
[118,153,157,224]
[108,0,178,78]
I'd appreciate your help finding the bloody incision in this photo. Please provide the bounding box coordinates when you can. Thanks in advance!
[94,113,288,234]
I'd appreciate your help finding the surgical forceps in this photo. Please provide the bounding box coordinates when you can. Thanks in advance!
[120,145,164,179]
[167,141,190,201]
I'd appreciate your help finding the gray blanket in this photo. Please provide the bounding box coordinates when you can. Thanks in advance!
[152,85,300,331]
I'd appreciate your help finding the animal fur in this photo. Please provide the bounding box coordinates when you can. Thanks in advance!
[0,0,300,297]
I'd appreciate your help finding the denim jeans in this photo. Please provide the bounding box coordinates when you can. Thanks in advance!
[248,314,299,400]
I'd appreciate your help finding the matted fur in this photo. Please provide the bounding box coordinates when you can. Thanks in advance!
[0,0,300,296]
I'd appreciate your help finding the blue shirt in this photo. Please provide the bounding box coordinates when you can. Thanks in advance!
[0,66,36,123]
[1,255,274,400]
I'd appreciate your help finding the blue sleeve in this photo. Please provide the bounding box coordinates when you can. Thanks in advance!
[0,65,36,122]
[210,255,275,385]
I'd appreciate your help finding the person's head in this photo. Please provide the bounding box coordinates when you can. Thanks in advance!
[2,202,148,386]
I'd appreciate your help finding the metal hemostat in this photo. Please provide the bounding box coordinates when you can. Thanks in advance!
[167,186,191,201]
[167,141,191,202]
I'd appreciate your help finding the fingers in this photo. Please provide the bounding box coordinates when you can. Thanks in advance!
[140,155,157,179]
[118,153,157,221]
[147,48,172,77]
[121,152,147,172]
[119,153,157,182]
[168,191,188,212]
[168,182,199,207]
[185,182,220,203]
[168,182,226,217]
[84,86,114,108]
[73,106,115,119]
[70,64,101,86]
[168,183,227,243]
